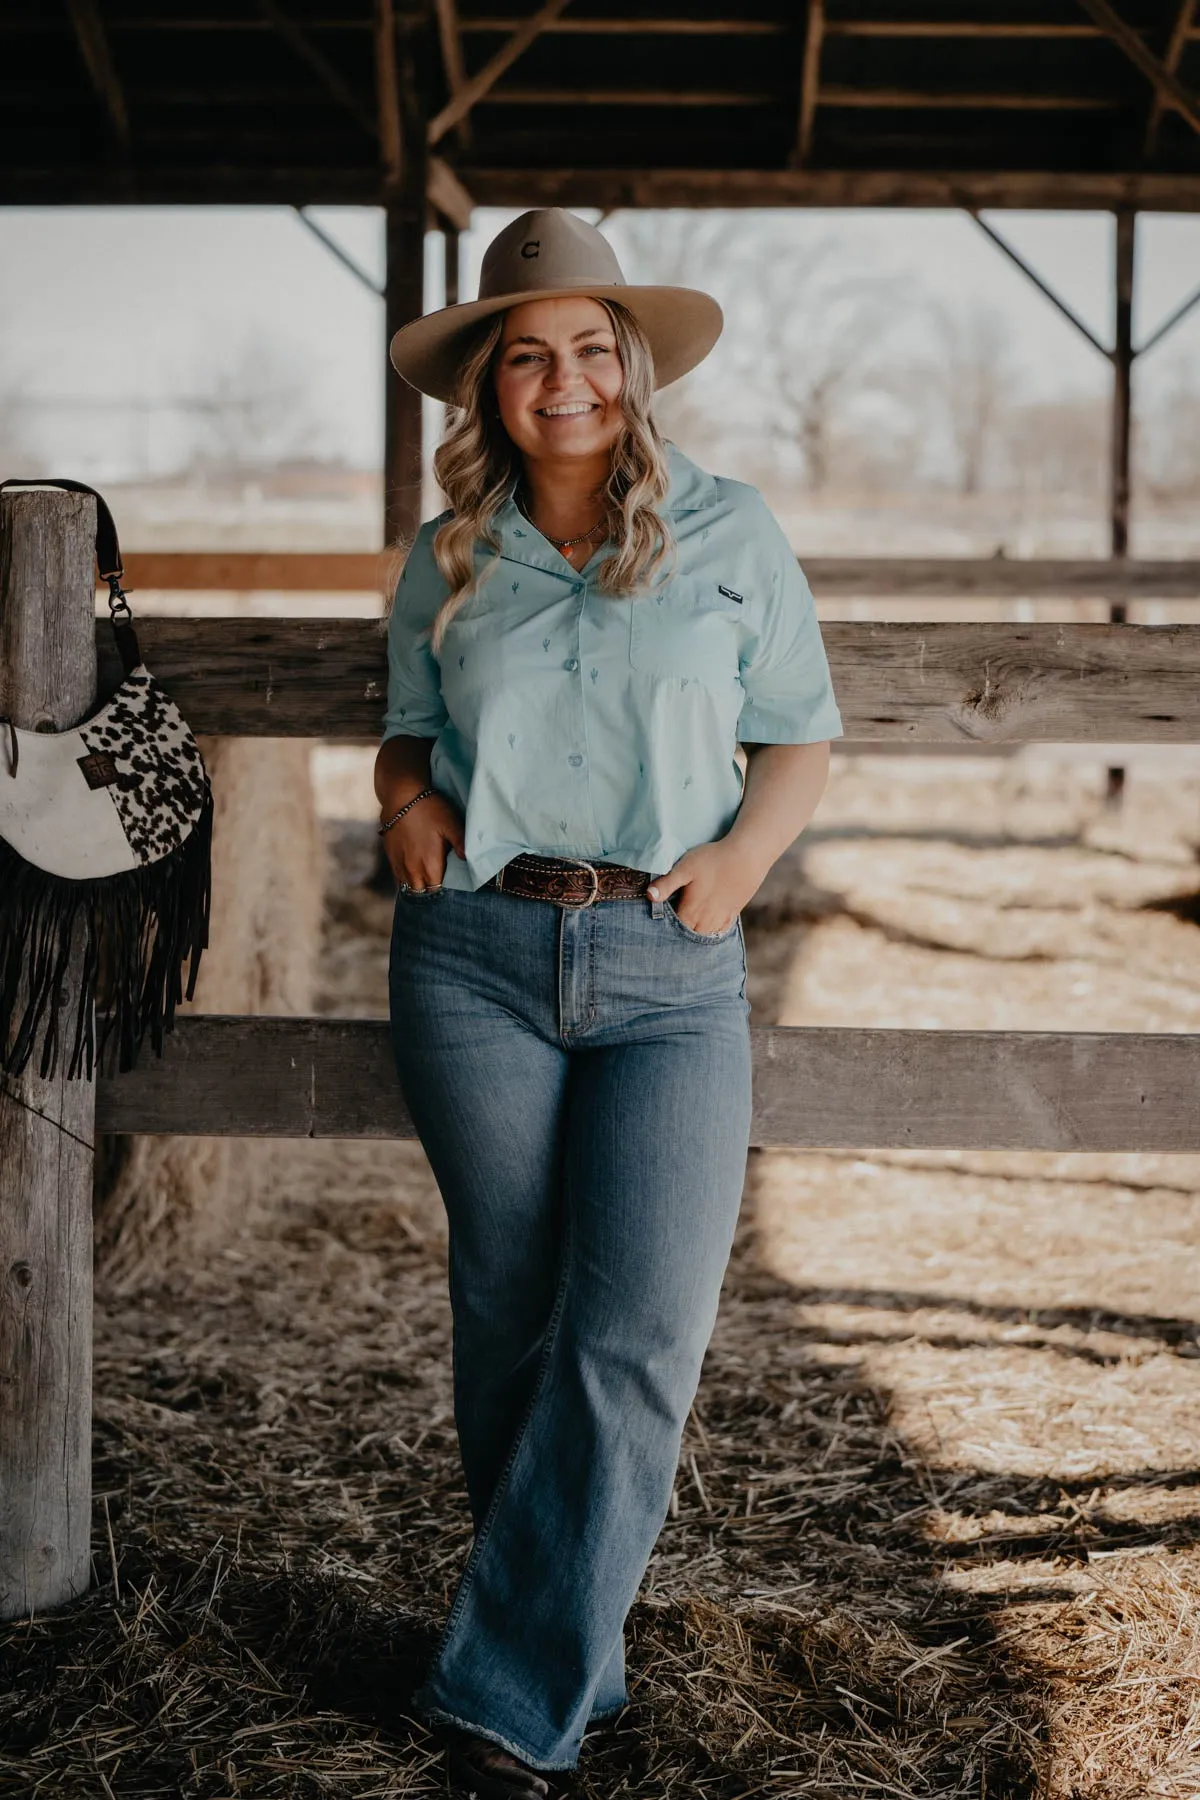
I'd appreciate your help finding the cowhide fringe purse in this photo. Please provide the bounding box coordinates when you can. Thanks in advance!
[0,478,214,1081]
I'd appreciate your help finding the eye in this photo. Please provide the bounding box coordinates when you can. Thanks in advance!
[579,344,609,356]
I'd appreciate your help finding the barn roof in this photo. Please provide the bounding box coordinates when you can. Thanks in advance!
[3,1,1199,213]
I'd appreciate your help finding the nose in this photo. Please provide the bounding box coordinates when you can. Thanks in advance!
[541,350,580,392]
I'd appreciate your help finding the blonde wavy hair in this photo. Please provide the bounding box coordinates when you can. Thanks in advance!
[399,298,674,657]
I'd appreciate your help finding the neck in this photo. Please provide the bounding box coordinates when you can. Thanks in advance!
[518,452,610,539]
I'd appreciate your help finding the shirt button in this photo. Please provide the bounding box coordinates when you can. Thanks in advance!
[564,657,578,671]
[568,753,584,767]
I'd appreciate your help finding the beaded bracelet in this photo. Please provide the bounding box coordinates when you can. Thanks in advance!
[378,786,437,836]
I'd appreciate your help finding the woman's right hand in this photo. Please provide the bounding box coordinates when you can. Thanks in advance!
[380,790,466,890]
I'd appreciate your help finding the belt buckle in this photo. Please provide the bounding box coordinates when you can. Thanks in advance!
[557,856,600,909]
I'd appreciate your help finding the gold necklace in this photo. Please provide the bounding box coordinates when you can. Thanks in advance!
[517,489,605,549]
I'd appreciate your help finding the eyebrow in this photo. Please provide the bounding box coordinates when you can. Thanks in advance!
[505,327,615,347]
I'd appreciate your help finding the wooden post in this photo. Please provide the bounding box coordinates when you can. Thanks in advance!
[444,221,460,307]
[384,189,427,547]
[1106,209,1136,805]
[0,488,97,1619]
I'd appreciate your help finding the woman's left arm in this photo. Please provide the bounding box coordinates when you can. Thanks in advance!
[648,740,832,935]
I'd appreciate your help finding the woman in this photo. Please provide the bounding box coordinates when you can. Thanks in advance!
[375,208,842,1797]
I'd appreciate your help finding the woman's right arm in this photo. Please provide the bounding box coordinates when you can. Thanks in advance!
[374,734,466,888]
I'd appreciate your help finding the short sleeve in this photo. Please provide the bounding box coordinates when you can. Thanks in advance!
[381,519,450,742]
[735,498,843,746]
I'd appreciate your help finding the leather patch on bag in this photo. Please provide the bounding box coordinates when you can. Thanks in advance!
[77,750,119,789]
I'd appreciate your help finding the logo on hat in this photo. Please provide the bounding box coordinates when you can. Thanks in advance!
[521,240,540,259]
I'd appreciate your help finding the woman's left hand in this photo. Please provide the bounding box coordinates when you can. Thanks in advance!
[647,839,766,936]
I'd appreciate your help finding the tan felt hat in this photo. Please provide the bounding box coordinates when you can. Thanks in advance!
[389,207,723,403]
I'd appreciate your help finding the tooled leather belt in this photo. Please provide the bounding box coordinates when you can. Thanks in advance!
[482,852,655,909]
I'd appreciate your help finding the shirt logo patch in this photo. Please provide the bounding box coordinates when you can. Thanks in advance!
[78,750,119,789]
[718,585,743,603]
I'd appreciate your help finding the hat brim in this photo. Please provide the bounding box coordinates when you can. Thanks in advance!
[388,284,723,403]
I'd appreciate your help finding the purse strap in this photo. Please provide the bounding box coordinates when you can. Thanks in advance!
[0,477,140,675]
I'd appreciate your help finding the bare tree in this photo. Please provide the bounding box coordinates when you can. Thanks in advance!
[932,302,1015,496]
[181,328,318,478]
[745,240,901,492]
[1137,350,1200,501]
[1000,393,1107,501]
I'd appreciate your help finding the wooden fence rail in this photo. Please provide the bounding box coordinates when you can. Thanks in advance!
[96,1017,1200,1153]
[102,552,1200,600]
[96,618,1200,742]
[4,490,1200,1623]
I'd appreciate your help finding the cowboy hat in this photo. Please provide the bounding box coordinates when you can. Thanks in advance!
[388,207,723,403]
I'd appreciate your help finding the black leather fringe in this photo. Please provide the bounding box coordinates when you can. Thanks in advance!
[0,783,213,1081]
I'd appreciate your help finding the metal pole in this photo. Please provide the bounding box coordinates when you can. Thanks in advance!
[1107,209,1136,805]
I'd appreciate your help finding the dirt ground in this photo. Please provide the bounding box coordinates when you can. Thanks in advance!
[4,750,1200,1799]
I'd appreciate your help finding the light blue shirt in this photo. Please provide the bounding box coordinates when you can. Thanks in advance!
[381,440,843,893]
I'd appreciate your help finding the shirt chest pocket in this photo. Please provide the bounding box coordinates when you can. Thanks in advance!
[628,582,743,689]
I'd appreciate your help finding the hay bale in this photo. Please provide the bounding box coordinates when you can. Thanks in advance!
[95,737,325,1295]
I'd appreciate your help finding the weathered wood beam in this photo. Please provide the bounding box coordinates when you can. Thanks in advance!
[95,1016,1200,1152]
[427,154,474,232]
[827,19,1101,35]
[1145,0,1199,152]
[91,618,1200,744]
[433,0,472,149]
[820,88,1119,111]
[459,16,787,32]
[1075,0,1200,138]
[427,0,573,146]
[794,0,824,167]
[385,194,426,544]
[103,553,1200,600]
[455,169,1200,212]
[258,0,378,142]
[0,489,97,1620]
[65,0,130,148]
[8,168,1200,212]
[482,87,775,106]
[373,0,403,188]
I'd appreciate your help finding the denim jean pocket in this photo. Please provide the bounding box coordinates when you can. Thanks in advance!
[664,897,739,943]
[397,882,446,901]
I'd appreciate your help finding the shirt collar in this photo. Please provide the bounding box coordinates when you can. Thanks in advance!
[493,438,717,576]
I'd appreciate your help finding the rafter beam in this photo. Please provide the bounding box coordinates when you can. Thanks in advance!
[822,88,1119,111]
[65,0,130,148]
[459,15,785,31]
[426,0,573,147]
[433,0,472,147]
[827,19,1101,35]
[794,0,824,168]
[1145,0,1199,152]
[259,0,378,141]
[427,154,474,232]
[1075,0,1200,138]
[373,0,402,186]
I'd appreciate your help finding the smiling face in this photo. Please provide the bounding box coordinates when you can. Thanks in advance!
[491,294,626,467]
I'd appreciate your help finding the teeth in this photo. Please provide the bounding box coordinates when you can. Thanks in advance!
[540,403,595,417]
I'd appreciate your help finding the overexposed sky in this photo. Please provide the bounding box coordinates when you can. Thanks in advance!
[1,204,1198,481]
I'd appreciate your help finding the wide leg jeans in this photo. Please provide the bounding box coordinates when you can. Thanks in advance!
[387,879,753,1771]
